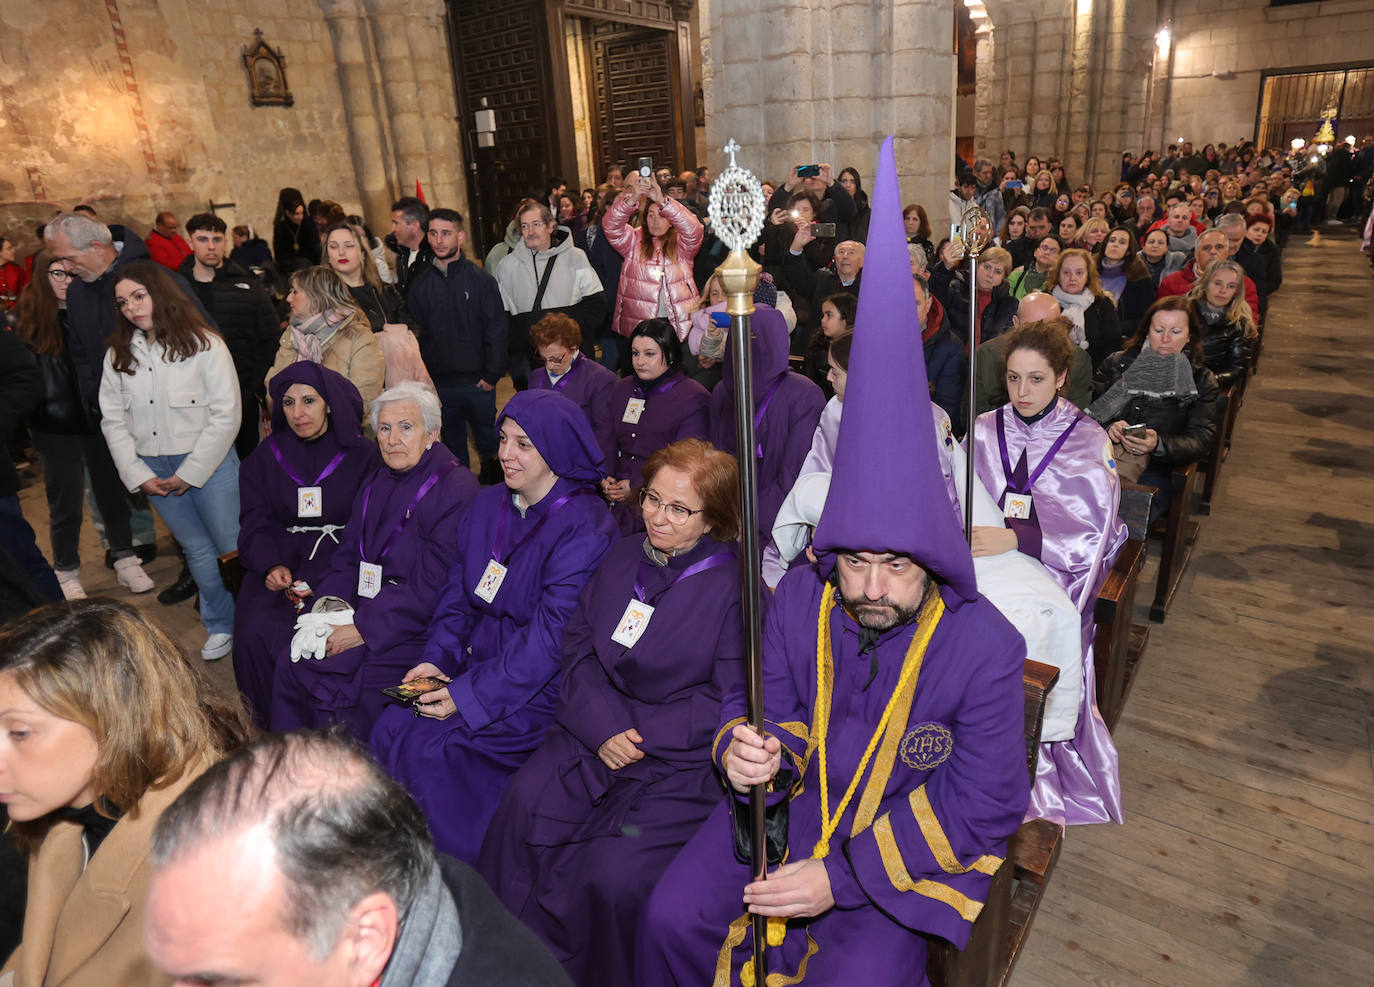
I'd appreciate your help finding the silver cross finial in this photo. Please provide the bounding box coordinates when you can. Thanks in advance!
[723,138,741,168]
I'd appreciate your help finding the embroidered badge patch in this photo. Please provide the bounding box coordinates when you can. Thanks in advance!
[1102,438,1116,473]
[943,418,955,448]
[899,721,954,770]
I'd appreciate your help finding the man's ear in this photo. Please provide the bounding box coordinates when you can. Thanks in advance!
[343,892,401,986]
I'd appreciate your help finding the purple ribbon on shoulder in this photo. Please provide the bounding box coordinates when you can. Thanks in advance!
[268,435,348,487]
[358,460,458,563]
[489,490,586,565]
[633,546,737,605]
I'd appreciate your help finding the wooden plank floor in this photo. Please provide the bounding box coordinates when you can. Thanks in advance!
[1013,227,1374,986]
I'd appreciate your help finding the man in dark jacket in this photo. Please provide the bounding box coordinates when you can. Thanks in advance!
[0,327,60,603]
[782,237,863,335]
[181,212,282,461]
[146,731,573,987]
[407,208,507,481]
[385,196,434,299]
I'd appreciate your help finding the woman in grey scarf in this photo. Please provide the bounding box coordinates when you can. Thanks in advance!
[1088,295,1220,519]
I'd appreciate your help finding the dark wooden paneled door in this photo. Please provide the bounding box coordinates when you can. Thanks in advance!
[586,22,684,179]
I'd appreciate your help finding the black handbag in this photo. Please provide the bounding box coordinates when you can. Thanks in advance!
[728,764,792,868]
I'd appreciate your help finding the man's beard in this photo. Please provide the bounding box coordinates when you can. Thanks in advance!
[846,595,926,633]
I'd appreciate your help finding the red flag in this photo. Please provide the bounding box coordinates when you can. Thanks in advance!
[415,180,426,204]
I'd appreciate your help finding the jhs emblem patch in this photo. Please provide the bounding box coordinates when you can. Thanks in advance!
[899,722,954,770]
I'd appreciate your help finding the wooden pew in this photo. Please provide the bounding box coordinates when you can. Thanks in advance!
[1093,484,1154,732]
[926,660,1062,987]
[1148,463,1201,623]
[217,550,245,600]
[1199,370,1246,516]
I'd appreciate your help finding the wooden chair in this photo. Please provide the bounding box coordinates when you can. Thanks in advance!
[1148,463,1201,623]
[217,550,245,600]
[926,660,1062,987]
[1093,485,1154,732]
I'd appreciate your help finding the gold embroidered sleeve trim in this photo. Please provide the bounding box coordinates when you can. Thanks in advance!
[908,786,1003,876]
[872,813,986,922]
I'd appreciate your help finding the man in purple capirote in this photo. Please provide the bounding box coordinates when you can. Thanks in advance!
[635,137,1030,986]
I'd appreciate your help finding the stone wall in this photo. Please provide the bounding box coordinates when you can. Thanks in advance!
[0,0,465,256]
[1150,0,1374,148]
[701,0,955,221]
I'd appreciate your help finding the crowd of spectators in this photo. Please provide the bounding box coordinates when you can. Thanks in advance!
[0,130,1369,986]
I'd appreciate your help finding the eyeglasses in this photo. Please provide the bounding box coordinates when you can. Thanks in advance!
[519,221,547,231]
[638,489,703,524]
[115,287,150,311]
[47,269,74,282]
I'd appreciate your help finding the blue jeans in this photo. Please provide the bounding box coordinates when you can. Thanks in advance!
[142,452,241,635]
[435,384,497,470]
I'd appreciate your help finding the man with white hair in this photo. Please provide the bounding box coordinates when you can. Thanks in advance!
[145,730,571,986]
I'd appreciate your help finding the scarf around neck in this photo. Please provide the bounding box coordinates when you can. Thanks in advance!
[1087,342,1199,422]
[378,863,462,987]
[1050,285,1094,349]
[289,308,351,363]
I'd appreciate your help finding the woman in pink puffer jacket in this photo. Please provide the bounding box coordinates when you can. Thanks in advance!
[603,175,704,345]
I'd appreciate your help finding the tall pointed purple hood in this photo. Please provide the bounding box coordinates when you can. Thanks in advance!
[812,137,978,602]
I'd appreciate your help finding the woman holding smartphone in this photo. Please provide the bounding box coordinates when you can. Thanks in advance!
[99,261,242,661]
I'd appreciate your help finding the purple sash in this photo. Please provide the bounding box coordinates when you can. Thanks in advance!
[633,546,736,605]
[994,407,1084,560]
[548,354,583,393]
[358,460,458,563]
[752,375,784,459]
[267,435,348,487]
[489,490,586,564]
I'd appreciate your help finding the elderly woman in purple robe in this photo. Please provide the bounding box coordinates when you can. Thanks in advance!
[709,305,825,545]
[477,438,746,987]
[594,318,709,534]
[528,311,617,431]
[232,363,379,727]
[271,381,479,738]
[371,389,619,863]
[971,319,1128,824]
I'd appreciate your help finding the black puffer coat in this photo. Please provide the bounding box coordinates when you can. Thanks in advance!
[1092,348,1221,466]
[1191,306,1251,389]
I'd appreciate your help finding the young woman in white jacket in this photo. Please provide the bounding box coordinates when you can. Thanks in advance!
[99,261,243,660]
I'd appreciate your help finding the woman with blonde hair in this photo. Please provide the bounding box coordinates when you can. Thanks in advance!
[1043,247,1121,369]
[0,598,253,986]
[1079,217,1111,252]
[1185,258,1255,388]
[265,266,386,420]
[323,222,430,389]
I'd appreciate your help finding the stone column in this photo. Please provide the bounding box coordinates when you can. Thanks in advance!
[319,0,395,223]
[703,0,955,217]
[402,0,467,211]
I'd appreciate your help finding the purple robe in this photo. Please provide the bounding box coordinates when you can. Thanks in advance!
[271,442,479,739]
[370,477,617,862]
[476,534,747,987]
[530,352,617,434]
[636,565,1028,985]
[972,397,1128,825]
[710,309,826,545]
[594,371,709,534]
[232,432,378,726]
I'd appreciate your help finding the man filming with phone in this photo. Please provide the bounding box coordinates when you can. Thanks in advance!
[766,162,858,241]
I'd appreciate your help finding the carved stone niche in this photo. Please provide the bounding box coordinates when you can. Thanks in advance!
[243,29,293,107]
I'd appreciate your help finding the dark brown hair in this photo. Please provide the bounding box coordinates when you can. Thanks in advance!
[1125,295,1205,363]
[829,329,854,371]
[639,438,740,542]
[530,312,581,351]
[0,598,254,854]
[14,250,63,356]
[108,260,217,375]
[1000,318,1077,377]
[1094,226,1151,281]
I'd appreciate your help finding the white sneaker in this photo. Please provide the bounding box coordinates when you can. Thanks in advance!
[113,556,156,594]
[55,569,86,600]
[202,633,233,661]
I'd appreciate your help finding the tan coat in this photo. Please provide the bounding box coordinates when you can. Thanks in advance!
[265,318,386,424]
[0,767,205,987]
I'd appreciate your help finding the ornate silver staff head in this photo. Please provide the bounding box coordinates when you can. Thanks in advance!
[708,138,764,315]
[959,204,994,258]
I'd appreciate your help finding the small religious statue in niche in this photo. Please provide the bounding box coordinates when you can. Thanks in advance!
[243,29,293,107]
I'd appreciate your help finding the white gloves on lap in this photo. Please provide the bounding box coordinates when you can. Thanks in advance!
[289,598,356,663]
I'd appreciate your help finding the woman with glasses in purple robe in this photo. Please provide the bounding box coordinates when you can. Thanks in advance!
[271,381,479,739]
[371,389,618,863]
[233,363,378,727]
[478,438,746,987]
[594,318,709,534]
[970,318,1128,824]
[528,312,617,432]
[708,305,825,546]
